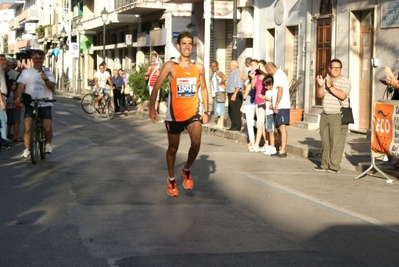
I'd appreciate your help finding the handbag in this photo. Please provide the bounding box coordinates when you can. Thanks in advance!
[215,91,226,103]
[339,98,354,125]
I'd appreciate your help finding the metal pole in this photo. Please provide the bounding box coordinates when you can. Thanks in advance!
[232,0,237,60]
[77,31,81,95]
[61,41,64,91]
[103,23,106,60]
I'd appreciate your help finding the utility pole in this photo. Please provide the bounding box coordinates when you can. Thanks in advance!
[232,0,237,60]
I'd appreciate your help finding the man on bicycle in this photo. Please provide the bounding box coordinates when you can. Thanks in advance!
[16,50,55,158]
[94,62,113,110]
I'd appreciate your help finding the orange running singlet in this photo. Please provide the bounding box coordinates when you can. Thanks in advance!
[166,61,201,122]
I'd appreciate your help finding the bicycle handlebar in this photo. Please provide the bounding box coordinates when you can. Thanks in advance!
[31,98,57,103]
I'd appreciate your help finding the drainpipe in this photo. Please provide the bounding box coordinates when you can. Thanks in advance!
[232,0,237,60]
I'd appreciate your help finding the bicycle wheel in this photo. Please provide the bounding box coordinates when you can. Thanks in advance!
[30,121,39,164]
[81,94,95,114]
[106,98,115,119]
[39,128,46,159]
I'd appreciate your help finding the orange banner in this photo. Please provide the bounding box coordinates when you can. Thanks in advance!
[372,101,399,158]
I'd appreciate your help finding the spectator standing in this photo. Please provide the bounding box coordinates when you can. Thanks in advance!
[262,75,278,155]
[0,54,11,149]
[249,62,267,152]
[149,31,209,197]
[6,59,20,81]
[118,69,129,112]
[16,50,56,158]
[111,69,125,113]
[210,61,227,129]
[264,62,290,158]
[240,57,253,84]
[242,70,256,149]
[9,79,23,142]
[145,60,160,112]
[314,59,352,173]
[6,80,16,140]
[226,60,243,131]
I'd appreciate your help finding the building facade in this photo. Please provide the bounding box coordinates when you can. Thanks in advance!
[3,0,399,132]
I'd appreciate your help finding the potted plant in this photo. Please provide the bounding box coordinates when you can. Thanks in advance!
[289,76,303,126]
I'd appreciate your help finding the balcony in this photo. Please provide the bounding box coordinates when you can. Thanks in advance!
[8,8,39,31]
[8,0,25,9]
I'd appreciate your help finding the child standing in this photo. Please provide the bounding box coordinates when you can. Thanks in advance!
[7,80,23,142]
[261,75,277,155]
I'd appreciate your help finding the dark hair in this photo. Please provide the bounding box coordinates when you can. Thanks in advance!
[210,61,219,66]
[262,75,274,87]
[31,50,45,59]
[247,70,253,83]
[177,31,193,44]
[259,60,266,66]
[329,59,342,68]
[99,63,106,67]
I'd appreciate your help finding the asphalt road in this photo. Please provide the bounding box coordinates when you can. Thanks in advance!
[1,95,399,267]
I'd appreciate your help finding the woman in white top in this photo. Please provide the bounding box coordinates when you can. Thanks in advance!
[210,61,227,129]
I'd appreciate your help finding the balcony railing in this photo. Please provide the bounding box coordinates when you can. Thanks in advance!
[115,0,159,9]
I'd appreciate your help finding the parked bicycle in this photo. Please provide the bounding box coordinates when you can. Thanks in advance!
[24,95,56,164]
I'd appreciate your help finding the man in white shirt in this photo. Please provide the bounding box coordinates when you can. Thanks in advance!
[264,62,290,158]
[93,62,113,109]
[16,50,56,158]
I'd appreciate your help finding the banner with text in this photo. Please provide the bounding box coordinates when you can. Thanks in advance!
[372,100,399,158]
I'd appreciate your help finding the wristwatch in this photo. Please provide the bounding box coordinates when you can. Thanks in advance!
[204,111,211,116]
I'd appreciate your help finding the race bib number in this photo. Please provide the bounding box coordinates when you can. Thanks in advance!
[177,77,197,98]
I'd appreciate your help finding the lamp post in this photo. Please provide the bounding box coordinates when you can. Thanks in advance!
[76,20,83,95]
[101,7,108,60]
[59,27,67,91]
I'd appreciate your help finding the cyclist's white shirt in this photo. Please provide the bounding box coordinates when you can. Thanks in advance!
[17,67,55,107]
[94,71,110,89]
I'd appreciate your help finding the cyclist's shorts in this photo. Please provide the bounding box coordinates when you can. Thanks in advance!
[25,106,52,120]
[95,87,108,97]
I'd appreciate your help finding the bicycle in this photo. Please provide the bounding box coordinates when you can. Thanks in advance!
[24,95,56,164]
[93,94,115,119]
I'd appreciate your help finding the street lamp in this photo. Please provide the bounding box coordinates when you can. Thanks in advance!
[59,26,67,91]
[101,7,108,60]
[76,20,83,95]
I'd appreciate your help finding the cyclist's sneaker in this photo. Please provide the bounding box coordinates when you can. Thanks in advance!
[167,179,179,197]
[45,144,52,154]
[181,168,194,190]
[21,149,30,158]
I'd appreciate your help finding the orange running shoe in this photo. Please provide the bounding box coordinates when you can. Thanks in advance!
[182,168,194,190]
[167,179,179,197]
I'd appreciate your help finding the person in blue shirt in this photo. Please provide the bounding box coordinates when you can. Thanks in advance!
[111,69,125,113]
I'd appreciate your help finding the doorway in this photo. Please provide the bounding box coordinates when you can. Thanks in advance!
[315,18,332,106]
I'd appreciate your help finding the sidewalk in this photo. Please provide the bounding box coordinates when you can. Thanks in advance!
[61,90,398,180]
[127,108,397,179]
